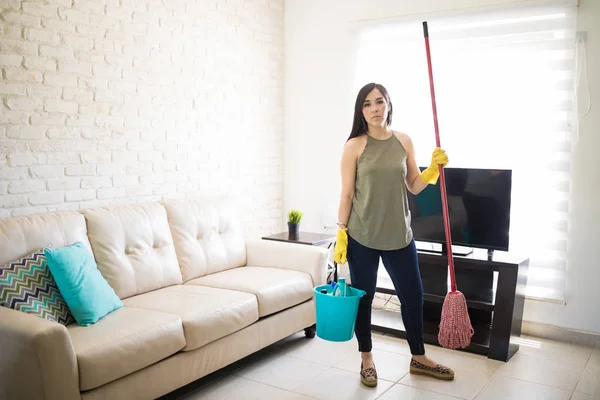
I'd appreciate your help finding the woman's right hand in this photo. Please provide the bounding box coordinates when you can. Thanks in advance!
[334,228,348,264]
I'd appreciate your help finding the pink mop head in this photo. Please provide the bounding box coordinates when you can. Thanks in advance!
[438,291,474,349]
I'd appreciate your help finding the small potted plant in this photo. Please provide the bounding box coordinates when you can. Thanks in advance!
[287,209,302,236]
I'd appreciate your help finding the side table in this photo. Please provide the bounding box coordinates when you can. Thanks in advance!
[261,232,338,283]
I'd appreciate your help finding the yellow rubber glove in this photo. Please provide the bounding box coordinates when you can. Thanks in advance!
[420,147,449,185]
[333,228,348,264]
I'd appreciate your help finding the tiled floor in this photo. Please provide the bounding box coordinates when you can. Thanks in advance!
[168,331,600,400]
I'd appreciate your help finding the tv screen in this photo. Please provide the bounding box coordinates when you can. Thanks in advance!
[407,167,512,252]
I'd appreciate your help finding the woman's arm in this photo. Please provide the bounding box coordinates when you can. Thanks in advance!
[401,132,448,194]
[400,133,429,195]
[337,139,359,228]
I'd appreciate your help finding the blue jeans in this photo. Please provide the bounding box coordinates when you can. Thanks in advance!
[347,234,425,355]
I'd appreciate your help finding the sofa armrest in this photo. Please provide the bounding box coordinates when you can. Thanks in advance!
[0,307,80,400]
[246,238,329,286]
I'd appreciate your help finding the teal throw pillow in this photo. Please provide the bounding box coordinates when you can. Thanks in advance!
[44,242,123,326]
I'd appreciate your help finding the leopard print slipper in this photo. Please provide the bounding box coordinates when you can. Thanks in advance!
[360,362,378,387]
[409,358,455,380]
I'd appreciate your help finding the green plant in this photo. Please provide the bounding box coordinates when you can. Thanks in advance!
[288,209,303,224]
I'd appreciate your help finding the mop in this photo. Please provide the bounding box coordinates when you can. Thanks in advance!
[422,21,474,349]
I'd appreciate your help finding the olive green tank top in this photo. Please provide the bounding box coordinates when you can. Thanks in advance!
[347,133,413,250]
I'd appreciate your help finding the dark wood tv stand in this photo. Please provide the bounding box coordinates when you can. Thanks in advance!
[372,246,529,362]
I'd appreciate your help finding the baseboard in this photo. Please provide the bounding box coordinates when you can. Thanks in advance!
[521,320,600,347]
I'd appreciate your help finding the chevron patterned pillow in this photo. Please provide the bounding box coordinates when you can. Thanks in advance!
[0,249,75,326]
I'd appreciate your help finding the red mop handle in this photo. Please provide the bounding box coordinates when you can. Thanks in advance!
[423,21,457,292]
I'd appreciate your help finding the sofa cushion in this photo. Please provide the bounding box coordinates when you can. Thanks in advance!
[44,242,123,326]
[0,248,75,326]
[0,211,92,268]
[162,198,246,281]
[123,285,259,351]
[83,203,183,299]
[68,306,185,391]
[187,267,313,318]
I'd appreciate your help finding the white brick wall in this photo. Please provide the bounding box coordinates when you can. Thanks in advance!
[0,0,285,235]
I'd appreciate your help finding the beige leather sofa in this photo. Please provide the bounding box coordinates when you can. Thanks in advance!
[0,198,329,400]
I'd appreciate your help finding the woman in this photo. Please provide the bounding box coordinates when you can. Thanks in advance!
[334,83,455,387]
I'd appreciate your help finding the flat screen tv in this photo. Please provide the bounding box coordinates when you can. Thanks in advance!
[407,167,512,253]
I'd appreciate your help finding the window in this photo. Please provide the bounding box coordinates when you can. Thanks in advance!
[350,2,580,302]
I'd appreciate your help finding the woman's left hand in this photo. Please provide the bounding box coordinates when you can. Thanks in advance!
[431,147,448,167]
[420,147,449,185]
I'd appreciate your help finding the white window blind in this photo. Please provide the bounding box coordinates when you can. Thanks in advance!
[350,3,578,302]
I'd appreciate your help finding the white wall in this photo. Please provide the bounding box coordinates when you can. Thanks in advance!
[284,0,600,334]
[0,0,285,238]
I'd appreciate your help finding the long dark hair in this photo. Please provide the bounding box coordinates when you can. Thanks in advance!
[347,83,393,141]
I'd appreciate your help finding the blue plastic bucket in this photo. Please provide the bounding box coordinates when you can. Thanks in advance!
[313,283,366,342]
